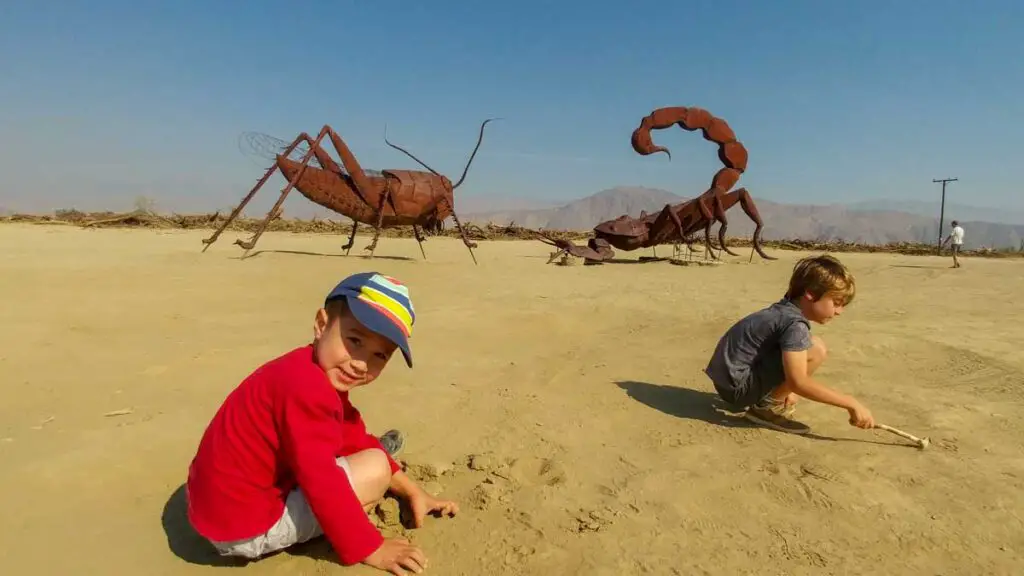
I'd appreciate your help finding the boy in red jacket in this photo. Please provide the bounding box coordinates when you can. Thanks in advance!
[186,271,457,574]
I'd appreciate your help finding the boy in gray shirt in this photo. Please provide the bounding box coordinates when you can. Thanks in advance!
[705,254,875,435]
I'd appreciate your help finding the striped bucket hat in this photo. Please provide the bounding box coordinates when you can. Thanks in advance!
[324,272,416,367]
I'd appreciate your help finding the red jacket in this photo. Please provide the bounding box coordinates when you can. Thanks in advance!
[186,345,401,565]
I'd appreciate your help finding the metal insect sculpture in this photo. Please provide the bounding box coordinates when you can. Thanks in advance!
[537,106,776,263]
[201,118,499,264]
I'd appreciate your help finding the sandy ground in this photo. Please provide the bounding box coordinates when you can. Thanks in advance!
[1,222,1023,576]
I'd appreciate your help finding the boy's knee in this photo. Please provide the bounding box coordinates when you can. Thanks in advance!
[811,335,828,361]
[365,448,393,482]
[344,448,393,503]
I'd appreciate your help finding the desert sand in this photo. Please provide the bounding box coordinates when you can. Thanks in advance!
[1,222,1022,575]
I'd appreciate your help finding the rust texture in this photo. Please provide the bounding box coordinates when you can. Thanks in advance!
[201,119,499,264]
[537,105,776,263]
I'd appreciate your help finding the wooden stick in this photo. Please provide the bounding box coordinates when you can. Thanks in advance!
[874,424,930,449]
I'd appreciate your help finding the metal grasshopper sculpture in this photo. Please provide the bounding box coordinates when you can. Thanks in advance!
[537,106,776,263]
[201,118,499,264]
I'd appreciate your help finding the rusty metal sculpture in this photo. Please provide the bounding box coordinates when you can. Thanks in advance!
[537,106,776,263]
[201,119,499,264]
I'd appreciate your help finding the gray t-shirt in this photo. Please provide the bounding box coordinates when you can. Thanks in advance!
[705,297,812,401]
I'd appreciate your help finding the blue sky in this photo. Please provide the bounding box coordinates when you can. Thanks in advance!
[1,0,1021,216]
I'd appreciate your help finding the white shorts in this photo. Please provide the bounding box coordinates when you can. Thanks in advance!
[208,456,353,559]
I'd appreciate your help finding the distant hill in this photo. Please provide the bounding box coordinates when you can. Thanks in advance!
[462,186,683,232]
[845,199,1024,227]
[463,186,1024,250]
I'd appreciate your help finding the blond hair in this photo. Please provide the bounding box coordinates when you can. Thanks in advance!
[785,254,856,305]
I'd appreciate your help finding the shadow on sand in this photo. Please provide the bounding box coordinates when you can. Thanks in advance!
[601,257,677,265]
[160,484,244,567]
[161,484,338,567]
[235,249,415,262]
[615,380,905,447]
[888,264,950,269]
[526,255,706,264]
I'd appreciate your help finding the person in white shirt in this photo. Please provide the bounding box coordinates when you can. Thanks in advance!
[942,220,965,268]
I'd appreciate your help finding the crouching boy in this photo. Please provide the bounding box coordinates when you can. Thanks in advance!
[704,254,875,435]
[186,272,457,574]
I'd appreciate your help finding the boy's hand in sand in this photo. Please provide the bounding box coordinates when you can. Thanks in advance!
[364,537,427,575]
[847,402,875,429]
[409,489,459,528]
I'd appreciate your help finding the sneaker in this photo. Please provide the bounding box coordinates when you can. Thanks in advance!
[744,405,811,435]
[753,393,798,418]
[378,429,405,457]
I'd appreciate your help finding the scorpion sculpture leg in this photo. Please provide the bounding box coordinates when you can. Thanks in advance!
[696,194,719,260]
[660,203,691,248]
[712,187,776,261]
[669,196,722,261]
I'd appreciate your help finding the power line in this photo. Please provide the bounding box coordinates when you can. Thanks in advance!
[932,177,958,254]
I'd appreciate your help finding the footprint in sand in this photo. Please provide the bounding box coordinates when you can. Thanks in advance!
[461,452,570,510]
[758,458,844,511]
[397,452,577,518]
[391,453,515,512]
[463,453,516,510]
[798,461,843,483]
[570,506,622,534]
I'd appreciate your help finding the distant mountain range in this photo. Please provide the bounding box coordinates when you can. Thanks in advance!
[842,199,1024,228]
[462,187,1024,250]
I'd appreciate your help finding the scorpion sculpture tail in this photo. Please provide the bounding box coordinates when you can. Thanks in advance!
[631,106,776,261]
[631,106,748,192]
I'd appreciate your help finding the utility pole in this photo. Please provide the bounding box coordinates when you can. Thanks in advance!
[933,177,958,254]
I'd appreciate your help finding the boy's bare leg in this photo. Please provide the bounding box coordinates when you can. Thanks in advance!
[769,335,828,406]
[742,337,829,435]
[345,448,394,510]
[209,448,393,559]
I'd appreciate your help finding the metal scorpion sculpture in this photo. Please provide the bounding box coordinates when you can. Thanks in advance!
[201,119,499,264]
[537,106,776,263]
